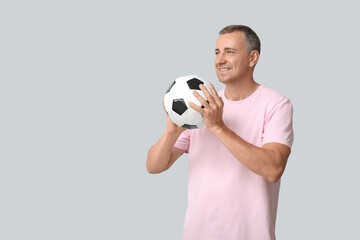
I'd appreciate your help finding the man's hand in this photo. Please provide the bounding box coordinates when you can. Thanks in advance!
[163,100,186,134]
[189,84,225,133]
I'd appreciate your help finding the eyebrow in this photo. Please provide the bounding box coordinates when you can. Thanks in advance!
[215,47,236,52]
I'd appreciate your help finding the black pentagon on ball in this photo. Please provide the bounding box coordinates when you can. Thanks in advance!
[182,124,198,129]
[172,98,188,115]
[166,80,176,93]
[186,78,204,90]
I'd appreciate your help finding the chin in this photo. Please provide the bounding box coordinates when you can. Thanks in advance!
[217,75,231,84]
[218,78,227,84]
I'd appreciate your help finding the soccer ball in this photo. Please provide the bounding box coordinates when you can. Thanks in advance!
[164,75,210,129]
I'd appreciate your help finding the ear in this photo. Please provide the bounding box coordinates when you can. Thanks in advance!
[249,50,260,68]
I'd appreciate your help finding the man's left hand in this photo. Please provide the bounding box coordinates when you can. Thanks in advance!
[189,84,225,133]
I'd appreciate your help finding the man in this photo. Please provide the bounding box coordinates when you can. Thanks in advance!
[147,25,294,240]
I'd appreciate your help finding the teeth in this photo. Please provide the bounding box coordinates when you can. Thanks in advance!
[220,68,229,71]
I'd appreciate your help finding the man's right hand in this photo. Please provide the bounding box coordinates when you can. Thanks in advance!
[163,100,186,134]
[165,115,186,134]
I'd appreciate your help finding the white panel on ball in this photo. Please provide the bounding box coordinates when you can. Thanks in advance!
[182,90,205,125]
[167,110,185,127]
[163,91,174,113]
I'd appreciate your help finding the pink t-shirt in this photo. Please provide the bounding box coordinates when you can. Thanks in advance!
[174,85,294,240]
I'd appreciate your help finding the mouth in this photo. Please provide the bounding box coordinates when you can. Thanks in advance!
[219,68,231,72]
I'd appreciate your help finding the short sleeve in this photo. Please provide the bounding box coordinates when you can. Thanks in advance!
[174,129,191,153]
[262,97,294,148]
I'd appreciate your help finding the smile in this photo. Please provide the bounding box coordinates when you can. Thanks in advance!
[219,68,230,72]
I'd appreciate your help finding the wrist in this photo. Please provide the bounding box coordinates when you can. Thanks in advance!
[165,127,184,136]
[209,122,227,135]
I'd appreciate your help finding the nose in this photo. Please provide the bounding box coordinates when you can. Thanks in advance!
[216,52,226,66]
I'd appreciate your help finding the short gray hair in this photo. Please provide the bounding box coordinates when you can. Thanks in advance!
[219,25,261,54]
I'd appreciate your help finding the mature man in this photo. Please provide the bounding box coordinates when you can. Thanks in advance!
[147,25,294,240]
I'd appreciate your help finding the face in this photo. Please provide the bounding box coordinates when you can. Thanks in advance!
[215,32,253,84]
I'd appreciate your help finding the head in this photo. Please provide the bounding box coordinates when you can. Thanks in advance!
[215,25,261,84]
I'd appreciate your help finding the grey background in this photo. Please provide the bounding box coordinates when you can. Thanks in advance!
[1,0,359,239]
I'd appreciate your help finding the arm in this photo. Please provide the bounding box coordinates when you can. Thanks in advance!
[146,107,186,174]
[190,83,291,182]
[146,128,185,174]
[212,126,290,182]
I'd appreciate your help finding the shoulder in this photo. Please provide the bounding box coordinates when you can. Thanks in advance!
[254,86,293,119]
[257,85,292,107]
[258,85,288,101]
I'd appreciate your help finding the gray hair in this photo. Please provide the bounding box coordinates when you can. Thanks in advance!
[219,25,261,54]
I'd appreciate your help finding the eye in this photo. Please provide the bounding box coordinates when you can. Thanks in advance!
[227,50,235,54]
[215,51,220,56]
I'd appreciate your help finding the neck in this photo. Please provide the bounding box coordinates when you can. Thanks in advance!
[224,76,259,101]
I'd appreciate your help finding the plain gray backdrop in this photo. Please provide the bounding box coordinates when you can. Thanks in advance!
[1,0,359,239]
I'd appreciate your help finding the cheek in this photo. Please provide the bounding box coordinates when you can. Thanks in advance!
[234,58,247,70]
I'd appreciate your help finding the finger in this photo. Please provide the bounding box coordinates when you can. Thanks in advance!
[208,83,222,106]
[219,96,224,105]
[193,90,210,108]
[188,101,204,113]
[199,84,215,104]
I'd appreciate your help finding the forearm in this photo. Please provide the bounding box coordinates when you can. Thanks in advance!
[212,125,284,182]
[146,129,183,174]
